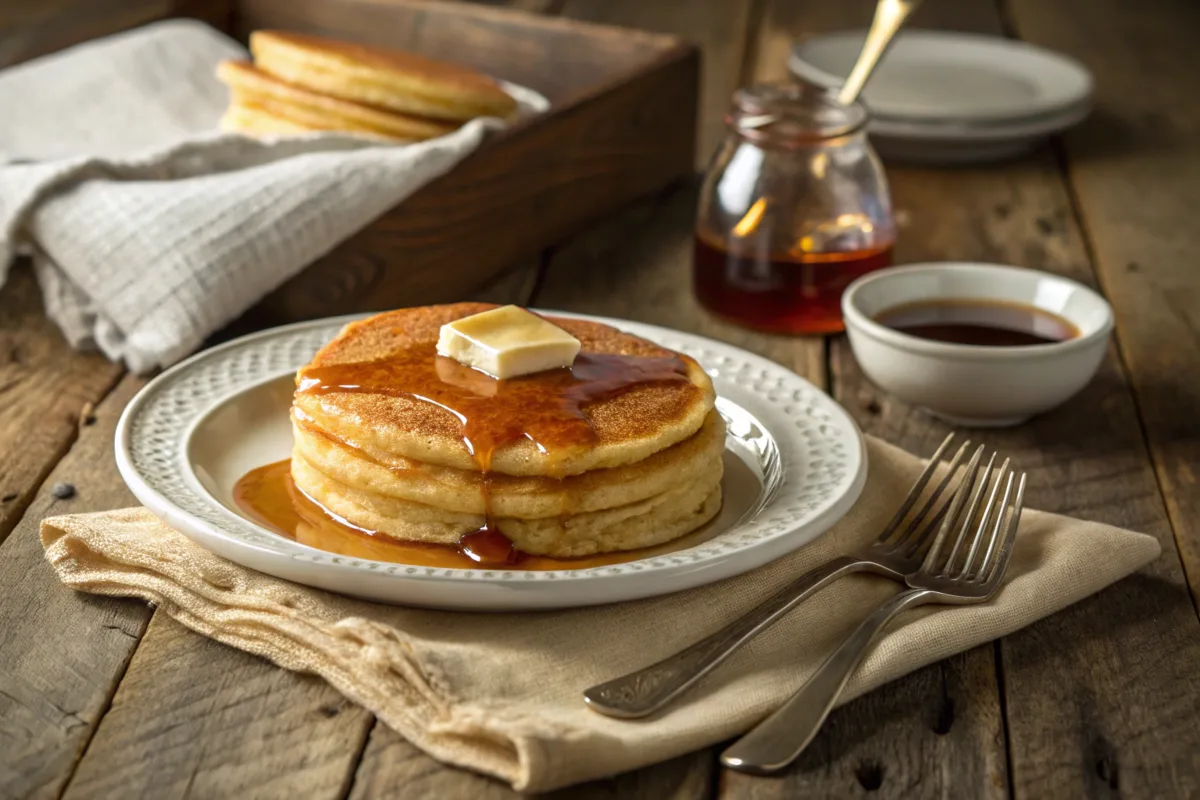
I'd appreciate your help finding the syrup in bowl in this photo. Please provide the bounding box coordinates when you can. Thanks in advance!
[841,262,1114,426]
[874,298,1081,347]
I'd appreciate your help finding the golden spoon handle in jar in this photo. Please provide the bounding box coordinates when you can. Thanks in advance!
[836,0,922,106]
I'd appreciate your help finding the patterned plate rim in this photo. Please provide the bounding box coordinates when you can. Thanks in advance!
[115,312,867,585]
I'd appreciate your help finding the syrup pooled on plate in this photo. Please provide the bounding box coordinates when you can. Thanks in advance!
[232,459,708,571]
[286,332,701,565]
[874,298,1080,346]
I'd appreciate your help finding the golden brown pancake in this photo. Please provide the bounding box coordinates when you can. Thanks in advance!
[293,303,716,477]
[288,303,723,557]
[292,451,723,557]
[293,406,725,518]
[249,31,518,122]
[217,60,457,142]
[219,98,315,138]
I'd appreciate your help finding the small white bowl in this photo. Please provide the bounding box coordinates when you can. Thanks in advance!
[842,263,1113,427]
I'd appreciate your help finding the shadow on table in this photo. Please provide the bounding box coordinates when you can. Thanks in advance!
[744,571,1192,783]
[1063,105,1199,164]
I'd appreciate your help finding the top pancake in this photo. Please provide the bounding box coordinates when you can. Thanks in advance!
[250,31,518,122]
[294,303,715,477]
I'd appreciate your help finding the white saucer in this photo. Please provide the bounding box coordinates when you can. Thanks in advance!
[789,30,1092,123]
[866,101,1092,164]
[115,313,867,611]
[788,30,1093,164]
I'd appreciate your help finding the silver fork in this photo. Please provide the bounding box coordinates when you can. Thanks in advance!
[583,433,971,719]
[721,448,1026,774]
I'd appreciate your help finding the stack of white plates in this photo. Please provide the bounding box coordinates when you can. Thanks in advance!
[789,30,1093,164]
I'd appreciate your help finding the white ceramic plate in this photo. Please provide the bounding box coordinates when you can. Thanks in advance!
[115,313,867,611]
[789,30,1092,124]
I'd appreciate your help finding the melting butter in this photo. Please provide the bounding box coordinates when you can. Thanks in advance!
[436,305,581,379]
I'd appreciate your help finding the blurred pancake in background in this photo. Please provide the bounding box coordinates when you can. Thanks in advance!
[217,60,456,141]
[249,30,518,122]
[216,30,517,141]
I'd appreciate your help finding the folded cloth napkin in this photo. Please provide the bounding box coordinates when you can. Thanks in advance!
[0,20,546,373]
[40,436,1159,792]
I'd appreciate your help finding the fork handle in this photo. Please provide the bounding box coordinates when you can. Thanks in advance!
[583,555,865,718]
[721,587,935,774]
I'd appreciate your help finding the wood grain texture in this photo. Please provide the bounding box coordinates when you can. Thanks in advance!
[0,0,230,68]
[1002,0,1200,796]
[1008,0,1200,620]
[6,3,1200,800]
[796,15,1200,788]
[0,266,124,547]
[59,260,545,800]
[560,0,756,166]
[0,375,146,800]
[62,614,374,799]
[721,3,1012,798]
[833,147,1200,798]
[720,652,1006,798]
[232,0,699,328]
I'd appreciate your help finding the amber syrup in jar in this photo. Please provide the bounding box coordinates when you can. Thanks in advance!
[694,232,893,335]
[693,83,896,334]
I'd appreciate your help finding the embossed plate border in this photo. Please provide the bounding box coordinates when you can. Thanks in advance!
[115,313,867,610]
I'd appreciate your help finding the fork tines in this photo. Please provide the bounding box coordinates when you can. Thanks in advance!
[876,434,1026,580]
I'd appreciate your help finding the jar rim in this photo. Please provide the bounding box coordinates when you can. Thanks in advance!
[727,82,868,146]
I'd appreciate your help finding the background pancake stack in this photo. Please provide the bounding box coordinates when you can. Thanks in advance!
[217,31,518,141]
[290,303,726,558]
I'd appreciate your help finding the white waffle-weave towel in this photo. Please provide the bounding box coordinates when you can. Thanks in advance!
[0,20,547,373]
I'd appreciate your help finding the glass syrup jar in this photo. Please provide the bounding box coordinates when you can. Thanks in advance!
[693,82,896,334]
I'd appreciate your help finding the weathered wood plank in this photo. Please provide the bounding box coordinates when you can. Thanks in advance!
[60,265,547,800]
[0,375,146,800]
[831,150,1200,798]
[728,0,1200,796]
[1004,0,1200,796]
[1008,0,1200,614]
[62,614,374,799]
[560,0,757,167]
[0,265,124,547]
[720,651,1006,798]
[801,9,1200,792]
[0,0,230,68]
[720,2,1011,798]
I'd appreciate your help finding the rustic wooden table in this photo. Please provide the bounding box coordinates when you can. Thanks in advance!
[3,0,1199,797]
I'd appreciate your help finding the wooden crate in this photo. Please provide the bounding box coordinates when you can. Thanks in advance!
[7,0,700,326]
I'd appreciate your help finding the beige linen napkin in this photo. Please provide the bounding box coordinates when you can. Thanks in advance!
[40,436,1159,792]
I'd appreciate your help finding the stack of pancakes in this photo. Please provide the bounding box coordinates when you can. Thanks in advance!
[290,303,725,558]
[217,31,517,142]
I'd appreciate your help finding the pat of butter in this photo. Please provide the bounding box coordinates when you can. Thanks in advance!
[437,306,581,379]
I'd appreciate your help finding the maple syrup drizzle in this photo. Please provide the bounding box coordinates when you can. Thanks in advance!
[291,408,421,477]
[232,459,696,571]
[292,343,696,564]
